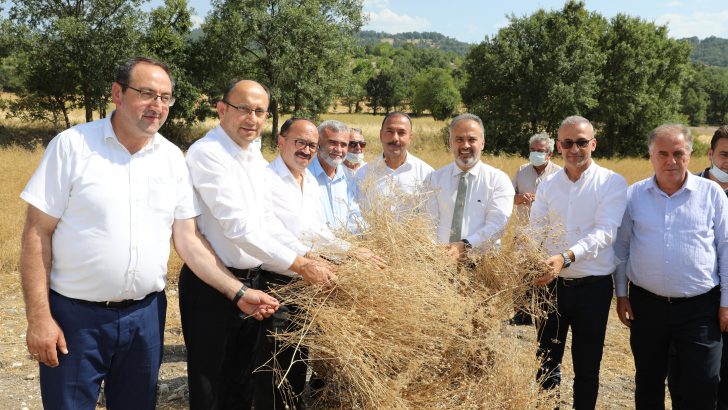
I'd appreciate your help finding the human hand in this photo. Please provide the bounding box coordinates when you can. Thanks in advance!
[616,296,634,328]
[720,307,728,332]
[300,260,338,287]
[236,289,280,321]
[352,247,388,269]
[533,254,564,286]
[26,315,68,367]
[445,241,466,261]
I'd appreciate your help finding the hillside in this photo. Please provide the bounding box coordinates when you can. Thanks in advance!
[355,30,472,56]
[682,36,728,67]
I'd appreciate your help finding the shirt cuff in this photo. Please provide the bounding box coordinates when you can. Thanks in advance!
[570,243,586,263]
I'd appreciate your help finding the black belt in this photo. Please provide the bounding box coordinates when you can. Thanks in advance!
[630,283,719,304]
[259,270,296,285]
[558,275,610,287]
[52,289,157,309]
[228,266,259,280]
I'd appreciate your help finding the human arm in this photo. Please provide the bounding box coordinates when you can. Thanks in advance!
[463,171,516,248]
[20,205,67,367]
[172,218,278,319]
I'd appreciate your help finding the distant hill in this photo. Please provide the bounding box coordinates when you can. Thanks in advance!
[682,36,728,67]
[355,31,473,56]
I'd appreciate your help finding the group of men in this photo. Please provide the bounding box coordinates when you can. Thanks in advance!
[17,55,728,410]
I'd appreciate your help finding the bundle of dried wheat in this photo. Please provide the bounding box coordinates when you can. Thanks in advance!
[270,190,556,409]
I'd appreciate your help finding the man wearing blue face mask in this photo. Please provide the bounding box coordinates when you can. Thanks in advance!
[512,133,562,224]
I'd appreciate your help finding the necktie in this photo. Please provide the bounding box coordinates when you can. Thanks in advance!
[449,172,468,243]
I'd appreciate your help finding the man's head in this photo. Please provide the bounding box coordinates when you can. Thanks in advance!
[317,120,350,169]
[648,124,692,191]
[556,116,596,170]
[278,118,318,176]
[449,113,485,171]
[528,132,555,167]
[380,112,413,161]
[346,128,366,165]
[216,79,270,148]
[709,125,728,174]
[111,57,175,139]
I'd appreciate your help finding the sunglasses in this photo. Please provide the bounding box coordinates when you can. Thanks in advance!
[558,138,593,149]
[348,141,367,148]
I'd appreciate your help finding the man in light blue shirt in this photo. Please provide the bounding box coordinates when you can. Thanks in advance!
[614,123,728,410]
[308,120,363,233]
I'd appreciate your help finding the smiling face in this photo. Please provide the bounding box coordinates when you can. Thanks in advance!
[216,80,269,148]
[650,130,691,193]
[110,62,172,144]
[278,119,319,176]
[318,127,349,169]
[557,122,596,172]
[380,114,412,161]
[449,119,484,171]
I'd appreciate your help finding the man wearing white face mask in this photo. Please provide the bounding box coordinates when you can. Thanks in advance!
[512,132,561,223]
[343,128,367,179]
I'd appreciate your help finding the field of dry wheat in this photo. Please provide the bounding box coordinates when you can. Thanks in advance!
[0,111,715,409]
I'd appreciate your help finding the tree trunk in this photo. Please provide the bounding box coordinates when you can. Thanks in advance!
[84,91,93,122]
[270,98,279,150]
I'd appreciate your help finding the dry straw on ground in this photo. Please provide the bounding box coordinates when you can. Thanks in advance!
[268,185,558,409]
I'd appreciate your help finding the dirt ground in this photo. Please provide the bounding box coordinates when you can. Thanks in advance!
[0,280,663,410]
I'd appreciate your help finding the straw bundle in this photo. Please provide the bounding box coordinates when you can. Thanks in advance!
[270,187,557,409]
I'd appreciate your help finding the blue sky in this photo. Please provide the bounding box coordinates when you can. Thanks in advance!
[155,0,728,43]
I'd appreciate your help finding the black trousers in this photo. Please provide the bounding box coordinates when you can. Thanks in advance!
[178,264,259,410]
[629,284,721,410]
[536,275,613,410]
[252,271,308,410]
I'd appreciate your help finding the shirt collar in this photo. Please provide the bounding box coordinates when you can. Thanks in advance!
[450,160,482,178]
[213,125,259,162]
[648,171,697,195]
[104,111,161,153]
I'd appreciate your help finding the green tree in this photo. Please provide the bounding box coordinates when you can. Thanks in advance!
[412,68,461,120]
[680,64,709,126]
[365,68,406,114]
[193,0,363,143]
[702,66,728,123]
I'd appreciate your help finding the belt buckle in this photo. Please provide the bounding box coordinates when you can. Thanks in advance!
[105,301,111,308]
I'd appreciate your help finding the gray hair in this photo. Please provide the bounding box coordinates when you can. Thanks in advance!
[350,127,363,137]
[559,115,594,136]
[318,120,350,136]
[648,124,692,153]
[450,113,484,137]
[528,132,555,153]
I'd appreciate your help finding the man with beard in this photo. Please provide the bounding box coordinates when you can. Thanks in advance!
[530,115,628,409]
[181,79,336,409]
[342,127,367,179]
[308,120,363,233]
[353,112,434,213]
[425,113,514,260]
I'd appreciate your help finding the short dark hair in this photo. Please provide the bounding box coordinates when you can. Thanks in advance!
[381,111,412,129]
[710,125,728,150]
[279,117,315,136]
[221,79,271,103]
[115,56,174,91]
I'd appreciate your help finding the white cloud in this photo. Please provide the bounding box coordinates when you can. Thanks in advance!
[665,1,682,7]
[656,11,728,38]
[364,0,390,9]
[364,8,430,33]
[190,14,204,30]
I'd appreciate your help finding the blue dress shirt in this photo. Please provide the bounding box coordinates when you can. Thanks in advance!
[308,156,363,233]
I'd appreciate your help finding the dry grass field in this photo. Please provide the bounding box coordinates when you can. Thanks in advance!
[0,111,714,409]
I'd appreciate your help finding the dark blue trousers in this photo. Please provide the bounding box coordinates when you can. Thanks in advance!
[536,275,613,410]
[40,290,166,410]
[630,284,721,410]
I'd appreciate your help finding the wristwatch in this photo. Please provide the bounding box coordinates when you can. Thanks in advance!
[561,251,572,268]
[461,239,473,249]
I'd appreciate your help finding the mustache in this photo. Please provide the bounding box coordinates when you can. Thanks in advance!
[295,151,312,160]
[387,141,401,147]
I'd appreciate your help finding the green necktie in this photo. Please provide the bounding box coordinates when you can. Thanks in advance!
[449,172,468,243]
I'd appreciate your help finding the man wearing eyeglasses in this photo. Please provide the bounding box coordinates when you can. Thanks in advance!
[343,127,367,179]
[353,112,434,214]
[19,57,278,410]
[308,120,364,233]
[529,115,628,409]
[181,79,337,409]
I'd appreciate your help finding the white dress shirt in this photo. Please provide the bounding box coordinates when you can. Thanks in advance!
[186,126,309,273]
[20,115,198,301]
[530,162,628,279]
[614,174,728,306]
[342,161,366,180]
[512,161,562,222]
[353,153,434,212]
[426,161,515,249]
[308,156,363,233]
[267,156,349,255]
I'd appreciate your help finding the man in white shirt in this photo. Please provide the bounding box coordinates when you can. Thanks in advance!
[19,58,277,410]
[426,113,514,260]
[182,80,336,409]
[308,120,363,233]
[614,124,728,409]
[343,127,367,179]
[353,112,434,214]
[530,115,628,409]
